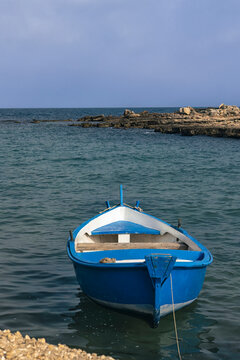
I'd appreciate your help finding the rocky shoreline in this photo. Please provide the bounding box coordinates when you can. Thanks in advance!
[29,104,240,138]
[0,330,115,360]
[67,104,240,138]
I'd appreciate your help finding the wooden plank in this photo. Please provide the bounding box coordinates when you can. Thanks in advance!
[76,242,187,252]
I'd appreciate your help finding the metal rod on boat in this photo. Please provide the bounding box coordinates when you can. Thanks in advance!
[105,201,110,208]
[120,184,123,206]
[69,230,74,241]
[178,219,182,228]
[135,200,140,208]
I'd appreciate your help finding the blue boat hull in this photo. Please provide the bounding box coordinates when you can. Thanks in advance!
[68,243,208,327]
[67,187,212,327]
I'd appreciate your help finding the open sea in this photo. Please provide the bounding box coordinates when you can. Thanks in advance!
[0,108,239,360]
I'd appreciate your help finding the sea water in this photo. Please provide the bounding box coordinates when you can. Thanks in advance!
[0,108,239,360]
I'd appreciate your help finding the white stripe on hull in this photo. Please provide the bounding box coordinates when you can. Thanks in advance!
[115,258,193,263]
[89,296,197,317]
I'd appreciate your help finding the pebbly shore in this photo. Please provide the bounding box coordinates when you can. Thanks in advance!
[0,329,115,360]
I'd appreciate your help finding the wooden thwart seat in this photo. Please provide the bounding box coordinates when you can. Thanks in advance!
[76,242,187,252]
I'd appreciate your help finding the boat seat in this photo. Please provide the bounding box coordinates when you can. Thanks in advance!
[76,242,188,252]
[91,221,161,235]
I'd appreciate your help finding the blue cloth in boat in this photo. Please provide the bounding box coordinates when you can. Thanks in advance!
[91,221,160,235]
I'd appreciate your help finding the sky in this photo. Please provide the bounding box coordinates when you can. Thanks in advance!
[0,0,240,108]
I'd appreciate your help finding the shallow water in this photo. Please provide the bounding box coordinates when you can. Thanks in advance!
[0,108,239,359]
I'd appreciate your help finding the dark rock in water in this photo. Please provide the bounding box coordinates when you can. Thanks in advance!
[97,122,110,128]
[91,114,105,121]
[81,122,92,128]
[31,119,73,123]
[78,115,105,122]
[78,115,92,121]
[31,119,41,123]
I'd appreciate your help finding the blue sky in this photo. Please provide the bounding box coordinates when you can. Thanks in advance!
[0,0,240,108]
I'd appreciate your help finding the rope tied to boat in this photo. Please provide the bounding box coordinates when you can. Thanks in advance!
[99,205,118,214]
[170,273,182,360]
[99,203,143,214]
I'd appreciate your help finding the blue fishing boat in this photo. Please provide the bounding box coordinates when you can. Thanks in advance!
[67,186,212,327]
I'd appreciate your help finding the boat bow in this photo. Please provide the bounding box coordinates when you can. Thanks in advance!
[145,254,177,327]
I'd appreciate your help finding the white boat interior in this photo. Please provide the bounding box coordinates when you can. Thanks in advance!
[75,206,201,252]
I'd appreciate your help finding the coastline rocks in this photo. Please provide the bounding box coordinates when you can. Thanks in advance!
[73,104,240,138]
[218,104,240,116]
[179,106,195,115]
[154,124,240,138]
[140,110,149,116]
[208,109,220,116]
[123,109,134,117]
[28,104,240,138]
[0,329,115,360]
[123,109,140,118]
[78,115,105,122]
[129,113,140,118]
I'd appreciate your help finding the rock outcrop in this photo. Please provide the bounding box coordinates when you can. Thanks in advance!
[30,104,240,138]
[123,109,140,118]
[179,106,195,115]
[69,104,240,138]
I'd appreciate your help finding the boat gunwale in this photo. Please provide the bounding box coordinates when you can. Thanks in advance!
[67,240,213,269]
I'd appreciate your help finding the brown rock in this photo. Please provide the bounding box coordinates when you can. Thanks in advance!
[208,109,220,116]
[56,107,240,138]
[218,104,240,115]
[140,110,149,115]
[179,107,194,115]
[97,123,110,128]
[78,115,92,121]
[91,115,105,121]
[81,123,92,128]
[129,113,140,118]
[123,109,136,117]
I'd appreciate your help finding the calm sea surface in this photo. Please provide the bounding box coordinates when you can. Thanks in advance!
[0,108,239,360]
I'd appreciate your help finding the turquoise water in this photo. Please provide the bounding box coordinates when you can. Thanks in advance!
[0,108,239,360]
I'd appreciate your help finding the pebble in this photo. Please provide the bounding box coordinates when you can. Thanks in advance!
[0,330,115,360]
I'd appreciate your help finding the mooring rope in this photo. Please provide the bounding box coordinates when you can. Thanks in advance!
[99,202,143,214]
[98,205,118,213]
[170,273,182,360]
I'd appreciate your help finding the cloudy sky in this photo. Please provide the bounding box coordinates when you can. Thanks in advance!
[0,0,240,108]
